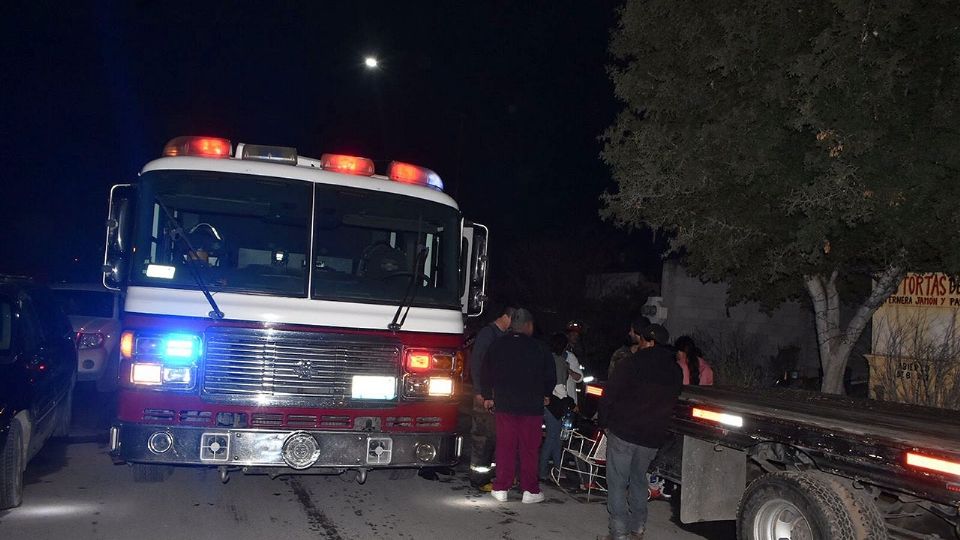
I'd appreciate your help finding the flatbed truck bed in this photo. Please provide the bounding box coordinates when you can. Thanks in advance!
[587,383,960,539]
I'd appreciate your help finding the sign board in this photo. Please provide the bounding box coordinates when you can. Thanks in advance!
[885,273,960,308]
[870,272,960,410]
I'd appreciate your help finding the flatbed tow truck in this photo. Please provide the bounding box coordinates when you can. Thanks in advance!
[585,383,960,539]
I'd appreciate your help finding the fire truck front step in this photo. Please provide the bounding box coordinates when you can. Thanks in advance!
[111,423,460,469]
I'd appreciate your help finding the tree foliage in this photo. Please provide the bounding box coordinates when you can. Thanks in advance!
[602,0,960,392]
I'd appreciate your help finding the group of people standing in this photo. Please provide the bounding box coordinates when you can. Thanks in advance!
[468,307,714,539]
[470,307,553,503]
[469,306,584,504]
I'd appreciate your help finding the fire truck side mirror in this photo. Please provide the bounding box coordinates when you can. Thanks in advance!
[462,221,488,318]
[103,184,134,291]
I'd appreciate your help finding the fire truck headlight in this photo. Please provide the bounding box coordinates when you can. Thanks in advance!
[131,363,163,385]
[124,331,201,389]
[403,375,429,397]
[162,366,193,386]
[428,377,453,396]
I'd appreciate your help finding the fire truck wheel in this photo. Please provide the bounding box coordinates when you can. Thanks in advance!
[0,421,24,509]
[737,471,864,540]
[132,463,174,483]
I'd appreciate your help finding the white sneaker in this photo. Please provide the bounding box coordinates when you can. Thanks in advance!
[521,491,545,504]
[490,490,508,502]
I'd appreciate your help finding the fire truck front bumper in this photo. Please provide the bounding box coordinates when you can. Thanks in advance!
[111,423,462,470]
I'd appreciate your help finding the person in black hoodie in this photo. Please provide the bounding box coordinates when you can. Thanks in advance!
[481,308,556,504]
[597,324,682,540]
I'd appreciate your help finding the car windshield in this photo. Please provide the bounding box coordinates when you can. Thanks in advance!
[52,289,114,318]
[129,170,461,308]
[312,184,461,308]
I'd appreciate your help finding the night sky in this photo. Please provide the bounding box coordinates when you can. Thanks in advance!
[2,2,654,286]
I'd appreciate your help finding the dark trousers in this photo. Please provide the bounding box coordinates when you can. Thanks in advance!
[493,412,542,494]
[469,399,496,481]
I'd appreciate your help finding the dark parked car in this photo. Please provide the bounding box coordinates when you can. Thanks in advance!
[0,276,77,509]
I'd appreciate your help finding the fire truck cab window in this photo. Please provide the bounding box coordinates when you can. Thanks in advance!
[128,171,460,308]
[312,185,460,309]
[130,171,312,296]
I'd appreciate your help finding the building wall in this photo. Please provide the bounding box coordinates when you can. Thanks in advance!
[659,261,820,381]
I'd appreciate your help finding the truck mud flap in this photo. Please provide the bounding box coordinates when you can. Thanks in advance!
[680,435,746,523]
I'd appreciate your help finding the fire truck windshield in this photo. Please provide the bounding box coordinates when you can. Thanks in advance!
[311,183,460,309]
[129,171,461,309]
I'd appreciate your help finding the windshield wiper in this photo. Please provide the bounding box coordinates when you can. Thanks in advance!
[155,198,225,320]
[388,246,429,332]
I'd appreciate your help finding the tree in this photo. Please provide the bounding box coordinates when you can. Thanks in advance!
[601,0,960,393]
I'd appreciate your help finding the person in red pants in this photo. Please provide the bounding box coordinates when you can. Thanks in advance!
[481,308,556,504]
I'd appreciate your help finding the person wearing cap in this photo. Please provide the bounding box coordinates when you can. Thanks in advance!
[597,324,682,540]
[481,308,556,504]
[565,320,586,362]
[607,316,650,377]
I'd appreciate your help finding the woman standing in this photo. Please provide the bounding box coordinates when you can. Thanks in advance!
[673,336,714,386]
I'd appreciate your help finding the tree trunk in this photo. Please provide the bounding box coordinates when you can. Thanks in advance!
[805,265,904,394]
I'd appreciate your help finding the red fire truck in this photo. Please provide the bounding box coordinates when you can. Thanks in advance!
[102,136,488,482]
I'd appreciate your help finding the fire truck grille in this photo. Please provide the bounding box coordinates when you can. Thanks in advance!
[201,328,401,405]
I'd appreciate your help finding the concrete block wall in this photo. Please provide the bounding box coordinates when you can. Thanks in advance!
[659,261,819,379]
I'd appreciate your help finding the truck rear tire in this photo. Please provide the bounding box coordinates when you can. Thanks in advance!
[132,463,173,483]
[818,473,886,539]
[0,422,24,509]
[737,471,878,540]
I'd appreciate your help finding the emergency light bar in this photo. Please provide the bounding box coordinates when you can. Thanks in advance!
[389,161,444,191]
[163,136,232,158]
[321,154,375,176]
[905,452,960,477]
[241,143,298,165]
[161,136,446,191]
[692,407,744,428]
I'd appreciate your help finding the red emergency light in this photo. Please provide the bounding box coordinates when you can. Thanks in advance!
[321,154,375,176]
[163,136,232,158]
[389,161,444,191]
[406,351,432,372]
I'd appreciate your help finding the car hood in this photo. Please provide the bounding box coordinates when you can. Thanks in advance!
[68,315,120,335]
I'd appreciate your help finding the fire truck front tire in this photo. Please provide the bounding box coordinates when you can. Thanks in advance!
[736,471,883,540]
[132,463,174,483]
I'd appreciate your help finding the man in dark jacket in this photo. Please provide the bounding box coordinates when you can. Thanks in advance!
[481,308,555,504]
[468,305,515,488]
[598,324,682,540]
